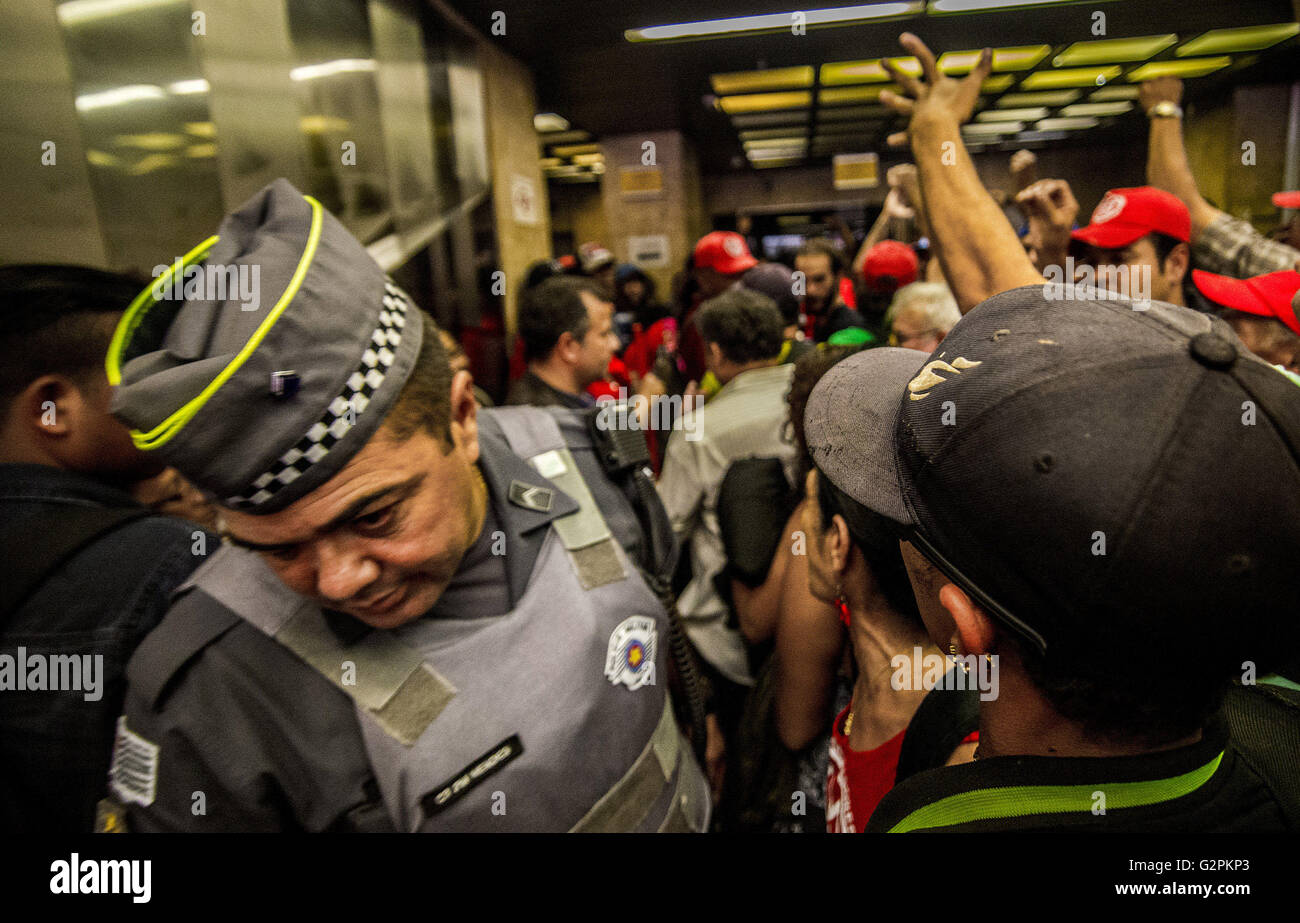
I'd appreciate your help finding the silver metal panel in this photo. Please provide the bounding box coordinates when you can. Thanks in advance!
[197,0,308,213]
[0,0,107,266]
[58,0,225,273]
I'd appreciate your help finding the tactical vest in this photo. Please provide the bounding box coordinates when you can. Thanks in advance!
[190,407,709,832]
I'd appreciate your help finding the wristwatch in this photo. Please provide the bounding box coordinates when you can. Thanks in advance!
[1148,101,1183,119]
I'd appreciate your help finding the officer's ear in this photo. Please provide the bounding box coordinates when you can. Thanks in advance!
[447,369,479,465]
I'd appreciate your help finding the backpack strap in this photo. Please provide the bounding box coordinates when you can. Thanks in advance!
[893,668,981,785]
[0,503,152,618]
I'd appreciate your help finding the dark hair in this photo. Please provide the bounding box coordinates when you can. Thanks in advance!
[815,467,923,631]
[1148,231,1184,267]
[785,344,862,484]
[384,311,454,447]
[517,276,602,362]
[0,264,144,421]
[694,288,784,363]
[796,238,845,276]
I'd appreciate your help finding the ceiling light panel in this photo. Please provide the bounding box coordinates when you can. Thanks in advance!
[1053,34,1176,66]
[730,111,810,128]
[1089,85,1139,101]
[998,90,1081,106]
[939,45,1050,73]
[1021,66,1122,89]
[719,91,812,113]
[1177,23,1299,57]
[626,3,924,42]
[819,85,899,105]
[977,107,1048,121]
[1036,116,1100,130]
[1127,57,1233,81]
[1060,101,1132,117]
[711,66,814,95]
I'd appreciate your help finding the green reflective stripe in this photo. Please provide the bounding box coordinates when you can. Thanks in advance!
[888,751,1224,833]
[108,195,325,450]
[1260,673,1300,692]
[106,234,219,387]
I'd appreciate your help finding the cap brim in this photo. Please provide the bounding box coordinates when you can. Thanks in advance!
[716,254,758,275]
[1070,222,1147,250]
[1192,269,1266,317]
[803,347,928,526]
[1273,191,1300,209]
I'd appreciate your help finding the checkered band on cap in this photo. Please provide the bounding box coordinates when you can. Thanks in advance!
[225,280,411,508]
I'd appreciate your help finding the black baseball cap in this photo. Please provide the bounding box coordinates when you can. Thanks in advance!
[805,285,1300,671]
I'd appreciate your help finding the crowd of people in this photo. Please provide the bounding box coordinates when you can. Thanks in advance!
[2,33,1298,834]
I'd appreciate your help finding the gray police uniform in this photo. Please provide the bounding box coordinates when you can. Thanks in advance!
[101,180,708,832]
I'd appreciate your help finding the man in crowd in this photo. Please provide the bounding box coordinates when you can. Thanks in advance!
[1142,76,1300,278]
[1192,269,1300,375]
[0,265,211,833]
[657,289,796,787]
[103,179,708,831]
[795,238,866,342]
[812,33,1300,832]
[680,231,759,384]
[505,275,619,409]
[884,281,961,354]
[1019,180,1192,308]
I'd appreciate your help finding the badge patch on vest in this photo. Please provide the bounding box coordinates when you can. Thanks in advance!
[604,616,657,690]
[420,734,524,819]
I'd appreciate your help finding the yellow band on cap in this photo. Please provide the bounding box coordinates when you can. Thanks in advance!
[108,195,325,451]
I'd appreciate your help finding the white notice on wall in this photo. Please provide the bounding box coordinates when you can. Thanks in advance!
[628,235,670,268]
[511,174,539,226]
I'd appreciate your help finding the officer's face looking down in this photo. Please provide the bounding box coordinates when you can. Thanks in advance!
[220,356,488,630]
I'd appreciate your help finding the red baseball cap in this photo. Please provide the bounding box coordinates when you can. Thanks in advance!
[693,231,757,276]
[861,240,919,293]
[1071,186,1191,250]
[1273,191,1300,209]
[1192,269,1300,336]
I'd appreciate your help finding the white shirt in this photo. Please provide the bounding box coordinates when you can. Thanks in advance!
[656,362,797,686]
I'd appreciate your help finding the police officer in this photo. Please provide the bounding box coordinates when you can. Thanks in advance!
[101,179,709,832]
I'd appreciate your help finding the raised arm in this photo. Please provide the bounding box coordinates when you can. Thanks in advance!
[1141,77,1221,239]
[881,34,1044,311]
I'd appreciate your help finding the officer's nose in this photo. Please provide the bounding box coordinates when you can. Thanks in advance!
[313,537,380,604]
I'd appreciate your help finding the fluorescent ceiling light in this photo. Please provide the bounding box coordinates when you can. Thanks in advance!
[572,153,604,165]
[539,157,562,168]
[819,85,899,105]
[1036,116,1099,130]
[731,112,810,128]
[1090,85,1139,101]
[1127,57,1232,81]
[939,45,1050,73]
[533,113,570,132]
[962,121,1025,134]
[1013,129,1068,142]
[753,158,804,169]
[537,130,589,144]
[168,78,209,95]
[551,143,601,157]
[1053,34,1175,66]
[743,137,809,149]
[185,143,216,159]
[748,147,807,160]
[113,132,186,150]
[1177,23,1300,57]
[742,127,815,140]
[57,0,184,25]
[977,107,1047,121]
[999,90,1081,106]
[712,66,814,94]
[184,121,216,138]
[290,59,376,81]
[821,59,909,85]
[626,3,921,42]
[719,91,812,114]
[817,105,889,121]
[932,0,1117,11]
[981,75,1015,92]
[1060,101,1132,117]
[1021,66,1122,89]
[75,84,166,111]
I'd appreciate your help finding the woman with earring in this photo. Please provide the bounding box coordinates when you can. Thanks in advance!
[800,464,979,832]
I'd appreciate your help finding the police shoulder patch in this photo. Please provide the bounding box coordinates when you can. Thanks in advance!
[604,615,657,690]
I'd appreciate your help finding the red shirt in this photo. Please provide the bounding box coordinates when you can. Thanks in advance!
[825,704,978,833]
